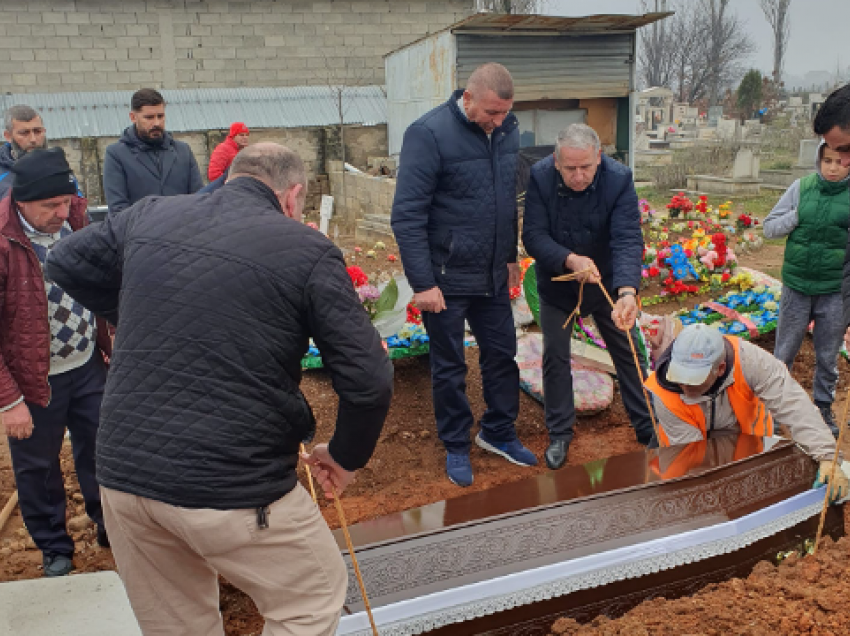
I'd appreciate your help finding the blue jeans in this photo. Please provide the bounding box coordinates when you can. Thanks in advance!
[774,286,843,406]
[422,292,520,454]
[8,353,107,557]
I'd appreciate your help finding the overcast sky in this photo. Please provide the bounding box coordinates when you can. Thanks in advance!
[546,0,848,80]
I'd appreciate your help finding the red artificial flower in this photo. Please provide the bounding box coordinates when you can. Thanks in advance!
[649,266,659,277]
[406,303,422,325]
[387,253,397,262]
[684,249,693,258]
[509,286,522,300]
[346,265,368,288]
[721,272,731,283]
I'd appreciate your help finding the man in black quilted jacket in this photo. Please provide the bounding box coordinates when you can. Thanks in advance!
[47,143,393,635]
[391,63,537,488]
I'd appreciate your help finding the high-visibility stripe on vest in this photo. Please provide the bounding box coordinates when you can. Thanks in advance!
[645,336,774,446]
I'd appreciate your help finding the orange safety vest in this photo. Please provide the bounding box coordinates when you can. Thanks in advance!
[645,336,774,447]
[649,435,765,480]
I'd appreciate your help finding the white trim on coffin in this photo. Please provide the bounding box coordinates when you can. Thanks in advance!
[337,483,844,636]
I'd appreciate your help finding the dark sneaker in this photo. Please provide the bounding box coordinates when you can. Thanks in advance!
[544,440,569,470]
[818,405,840,439]
[43,554,74,578]
[446,453,473,487]
[475,433,538,467]
[97,525,110,548]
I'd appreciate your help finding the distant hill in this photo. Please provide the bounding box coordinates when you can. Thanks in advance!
[782,69,847,92]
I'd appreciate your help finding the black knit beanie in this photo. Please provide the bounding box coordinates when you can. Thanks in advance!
[11,147,77,202]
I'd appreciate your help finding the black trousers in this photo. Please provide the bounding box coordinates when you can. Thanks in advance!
[539,298,653,445]
[8,353,107,558]
[422,292,520,454]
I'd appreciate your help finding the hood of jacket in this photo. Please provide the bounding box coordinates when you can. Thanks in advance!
[119,125,174,152]
[814,138,850,186]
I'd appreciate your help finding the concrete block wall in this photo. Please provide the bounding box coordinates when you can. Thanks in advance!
[51,123,387,207]
[0,0,475,93]
[329,163,395,232]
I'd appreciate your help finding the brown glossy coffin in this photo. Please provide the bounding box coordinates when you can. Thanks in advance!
[333,435,839,633]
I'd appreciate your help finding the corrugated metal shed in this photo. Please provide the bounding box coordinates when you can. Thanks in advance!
[455,33,633,100]
[0,86,388,139]
[385,12,673,163]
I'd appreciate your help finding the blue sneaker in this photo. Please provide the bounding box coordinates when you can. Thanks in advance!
[475,433,538,467]
[446,453,474,487]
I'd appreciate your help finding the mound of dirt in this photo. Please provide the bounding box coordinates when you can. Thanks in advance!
[549,534,850,636]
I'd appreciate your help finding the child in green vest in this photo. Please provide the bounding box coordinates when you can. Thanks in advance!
[764,141,850,437]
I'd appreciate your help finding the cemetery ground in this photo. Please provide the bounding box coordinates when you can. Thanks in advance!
[2,191,848,635]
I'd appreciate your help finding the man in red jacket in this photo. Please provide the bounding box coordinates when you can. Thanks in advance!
[0,148,112,577]
[207,122,250,181]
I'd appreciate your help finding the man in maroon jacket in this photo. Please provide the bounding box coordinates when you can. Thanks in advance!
[0,148,112,577]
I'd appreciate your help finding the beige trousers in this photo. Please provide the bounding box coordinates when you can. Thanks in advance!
[101,484,348,636]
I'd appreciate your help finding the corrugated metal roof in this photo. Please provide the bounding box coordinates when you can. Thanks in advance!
[386,11,673,57]
[452,12,672,33]
[0,86,388,139]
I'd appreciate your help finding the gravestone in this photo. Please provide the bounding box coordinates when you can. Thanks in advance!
[797,138,820,166]
[733,148,760,179]
[716,119,740,140]
[708,106,724,127]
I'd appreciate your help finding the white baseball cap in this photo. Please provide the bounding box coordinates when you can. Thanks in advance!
[667,324,725,386]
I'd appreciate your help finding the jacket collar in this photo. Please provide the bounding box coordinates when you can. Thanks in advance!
[121,126,177,185]
[0,195,27,244]
[223,176,285,214]
[447,88,518,137]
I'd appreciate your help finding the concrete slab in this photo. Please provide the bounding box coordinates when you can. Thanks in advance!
[0,571,142,635]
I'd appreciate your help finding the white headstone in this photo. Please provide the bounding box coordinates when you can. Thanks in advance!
[319,195,334,236]
[797,138,820,166]
[716,118,740,140]
[732,148,760,179]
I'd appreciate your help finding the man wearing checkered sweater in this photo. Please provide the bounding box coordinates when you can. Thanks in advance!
[0,148,111,578]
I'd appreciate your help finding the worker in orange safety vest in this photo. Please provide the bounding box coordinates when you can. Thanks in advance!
[645,324,848,500]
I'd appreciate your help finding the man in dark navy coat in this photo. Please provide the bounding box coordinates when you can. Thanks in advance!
[392,63,537,487]
[523,124,653,470]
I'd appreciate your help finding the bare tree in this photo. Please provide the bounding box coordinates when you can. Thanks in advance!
[317,52,376,204]
[759,0,792,83]
[476,0,545,13]
[703,0,754,106]
[639,0,753,104]
[638,0,675,89]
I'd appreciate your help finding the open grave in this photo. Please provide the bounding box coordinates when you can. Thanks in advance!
[334,435,845,635]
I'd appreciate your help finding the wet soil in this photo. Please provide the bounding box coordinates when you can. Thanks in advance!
[549,533,850,636]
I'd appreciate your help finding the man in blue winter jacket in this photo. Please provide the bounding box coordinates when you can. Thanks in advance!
[522,124,653,469]
[392,63,537,487]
